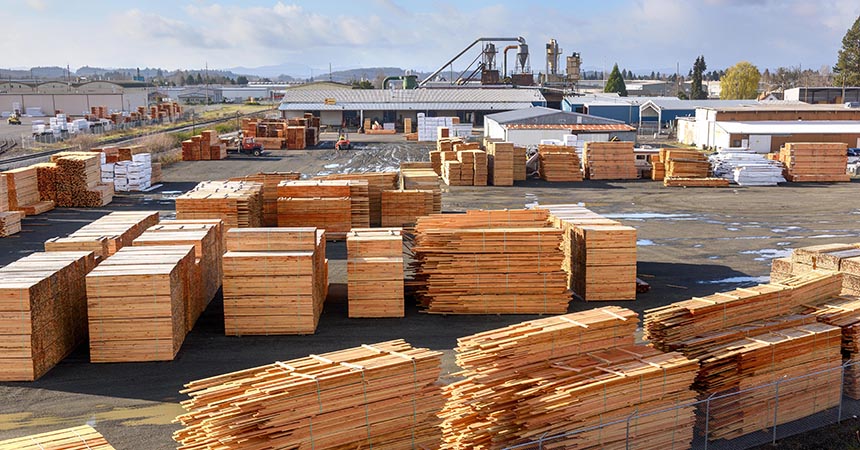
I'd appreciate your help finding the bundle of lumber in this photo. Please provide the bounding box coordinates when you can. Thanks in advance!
[2,166,54,215]
[411,209,571,314]
[802,295,860,399]
[440,308,698,449]
[276,180,358,237]
[181,129,227,161]
[347,228,404,318]
[0,174,22,237]
[223,228,327,335]
[770,242,860,294]
[32,162,58,201]
[457,148,488,186]
[779,142,850,182]
[0,425,116,450]
[536,204,637,301]
[86,245,195,362]
[664,177,729,187]
[650,154,665,180]
[537,144,582,182]
[400,165,442,213]
[436,137,463,152]
[486,141,514,186]
[0,251,94,381]
[50,152,113,207]
[429,150,442,175]
[583,141,637,179]
[380,189,435,228]
[175,181,263,228]
[45,211,159,260]
[314,172,398,227]
[441,159,464,186]
[514,145,527,181]
[174,340,442,449]
[229,172,301,227]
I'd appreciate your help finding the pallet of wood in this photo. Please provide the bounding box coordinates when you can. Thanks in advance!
[0,251,94,381]
[347,228,404,318]
[229,172,301,227]
[779,142,850,182]
[380,189,435,228]
[223,228,327,335]
[486,141,514,186]
[400,165,442,213]
[51,152,113,207]
[182,129,227,161]
[314,172,399,227]
[650,154,666,180]
[583,141,637,179]
[663,177,730,187]
[538,144,582,182]
[175,181,263,228]
[2,166,55,215]
[0,425,116,450]
[276,180,357,236]
[514,145,527,181]
[45,211,159,259]
[86,245,195,362]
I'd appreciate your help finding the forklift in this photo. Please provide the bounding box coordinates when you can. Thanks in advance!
[7,113,21,125]
[335,129,351,150]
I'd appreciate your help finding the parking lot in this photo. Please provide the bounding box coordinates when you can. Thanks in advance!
[0,141,859,448]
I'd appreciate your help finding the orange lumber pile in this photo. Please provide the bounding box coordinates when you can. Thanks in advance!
[436,136,463,152]
[486,141,514,186]
[583,141,637,179]
[347,228,404,318]
[440,307,698,449]
[0,174,22,237]
[659,148,713,187]
[0,425,116,450]
[778,142,850,182]
[229,172,301,227]
[0,251,94,381]
[400,165,442,213]
[175,180,263,228]
[802,295,860,399]
[650,154,665,180]
[182,129,226,161]
[380,189,434,228]
[314,172,399,227]
[537,144,582,182]
[174,340,443,449]
[276,180,356,237]
[50,152,113,207]
[411,209,571,314]
[2,166,54,215]
[44,211,159,260]
[514,145,527,181]
[223,228,327,335]
[663,177,729,187]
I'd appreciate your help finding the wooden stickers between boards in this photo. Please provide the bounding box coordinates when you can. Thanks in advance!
[175,181,263,228]
[0,425,116,450]
[347,228,404,318]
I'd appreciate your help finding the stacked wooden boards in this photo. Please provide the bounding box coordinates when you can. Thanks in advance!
[276,180,358,237]
[380,189,435,228]
[0,251,95,381]
[656,148,727,187]
[514,145,527,181]
[537,144,582,182]
[314,172,398,227]
[663,177,730,187]
[0,174,22,237]
[802,295,860,399]
[440,307,699,449]
[45,211,159,260]
[181,129,227,161]
[583,141,637,179]
[400,165,442,214]
[486,141,514,186]
[50,152,113,207]
[174,340,443,449]
[2,166,54,215]
[779,142,850,182]
[86,245,196,362]
[222,228,327,335]
[0,425,116,450]
[411,209,571,314]
[536,204,637,301]
[175,181,263,228]
[229,172,300,226]
[347,228,404,318]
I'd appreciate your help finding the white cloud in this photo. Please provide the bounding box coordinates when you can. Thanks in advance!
[24,0,46,11]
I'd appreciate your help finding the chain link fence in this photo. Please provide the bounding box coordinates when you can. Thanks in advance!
[501,360,860,450]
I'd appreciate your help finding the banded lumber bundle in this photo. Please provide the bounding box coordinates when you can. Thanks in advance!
[175,181,263,228]
[86,245,195,362]
[347,228,404,318]
[779,142,850,182]
[2,166,54,215]
[464,149,489,185]
[32,162,58,201]
[411,209,571,314]
[514,145,527,181]
[429,150,442,175]
[486,141,514,186]
[659,148,710,179]
[441,160,463,186]
[663,177,729,187]
[174,340,443,449]
[276,180,360,236]
[650,154,665,180]
[151,162,163,183]
[0,211,22,237]
[229,172,300,226]
[437,137,463,152]
[583,141,637,180]
[537,144,582,182]
[48,152,112,207]
[314,172,398,227]
[0,425,116,450]
[223,228,327,335]
[44,211,159,259]
[400,166,442,213]
[802,295,860,399]
[182,129,226,161]
[380,189,434,228]
[0,251,94,381]
[774,242,860,295]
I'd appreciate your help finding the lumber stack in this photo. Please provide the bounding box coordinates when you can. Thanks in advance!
[44,211,159,260]
[347,228,404,318]
[229,172,301,227]
[440,308,698,449]
[802,295,860,399]
[441,159,463,186]
[459,148,488,186]
[314,172,398,227]
[429,150,442,175]
[663,177,729,187]
[174,340,442,449]
[659,148,717,187]
[86,245,195,362]
[276,180,356,237]
[650,154,665,180]
[182,129,227,161]
[400,165,442,213]
[52,152,115,206]
[583,141,637,179]
[0,174,22,237]
[779,142,850,182]
[0,251,95,381]
[486,141,514,186]
[513,145,527,181]
[2,166,54,215]
[411,209,571,314]
[771,242,860,294]
[380,189,435,228]
[0,425,116,450]
[175,181,263,228]
[537,144,582,182]
[223,228,327,335]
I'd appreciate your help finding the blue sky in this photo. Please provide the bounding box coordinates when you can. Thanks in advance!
[4,0,859,77]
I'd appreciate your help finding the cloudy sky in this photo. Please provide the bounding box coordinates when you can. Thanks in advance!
[5,0,860,76]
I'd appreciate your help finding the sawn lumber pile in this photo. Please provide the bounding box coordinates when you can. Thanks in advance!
[0,425,116,450]
[314,172,398,226]
[779,142,850,182]
[0,174,22,237]
[380,189,435,228]
[44,211,159,260]
[514,145,527,181]
[175,181,263,228]
[347,228,404,318]
[802,295,860,399]
[173,340,443,449]
[2,166,54,215]
[583,141,637,180]
[182,129,227,161]
[0,251,94,381]
[276,180,358,237]
[400,165,442,214]
[537,144,582,182]
[222,228,327,335]
[663,177,730,187]
[486,141,514,186]
[229,172,300,226]
[50,152,112,207]
[658,148,721,187]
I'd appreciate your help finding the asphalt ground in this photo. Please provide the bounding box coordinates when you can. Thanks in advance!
[0,140,859,448]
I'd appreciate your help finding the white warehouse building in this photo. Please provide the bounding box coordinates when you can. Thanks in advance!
[484,107,636,147]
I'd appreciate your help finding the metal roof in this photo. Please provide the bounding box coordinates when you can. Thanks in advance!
[639,99,760,111]
[486,106,625,125]
[716,120,860,134]
[506,123,636,131]
[278,88,545,110]
[701,103,848,112]
[280,102,537,111]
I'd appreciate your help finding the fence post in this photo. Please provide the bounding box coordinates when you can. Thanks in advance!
[704,393,715,450]
[772,379,781,445]
[625,408,638,450]
[839,362,848,423]
[537,431,547,450]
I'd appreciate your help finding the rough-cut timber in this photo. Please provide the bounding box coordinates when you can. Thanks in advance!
[779,142,850,182]
[583,141,637,180]
[175,181,263,228]
[0,425,116,450]
[347,228,404,318]
[314,172,398,227]
[538,144,582,182]
[380,189,435,228]
[400,165,442,213]
[229,172,300,226]
[44,211,159,259]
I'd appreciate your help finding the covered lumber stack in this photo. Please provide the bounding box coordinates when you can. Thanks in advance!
[44,211,159,260]
[52,152,114,206]
[0,425,116,450]
[2,166,54,215]
[583,141,637,179]
[0,251,95,381]
[175,180,263,228]
[400,165,442,213]
[537,144,582,182]
[223,228,327,335]
[174,340,442,449]
[486,141,514,186]
[440,308,698,449]
[411,209,571,314]
[779,142,850,182]
[347,228,404,317]
[513,145,527,181]
[86,245,195,362]
[276,180,355,237]
[0,174,22,237]
[380,189,435,228]
[229,172,301,227]
[314,172,399,227]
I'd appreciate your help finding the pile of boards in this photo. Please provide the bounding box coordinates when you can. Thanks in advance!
[0,425,116,450]
[181,129,227,161]
[92,145,163,186]
[709,149,786,186]
[486,140,514,186]
[657,148,729,187]
[347,228,404,317]
[222,228,327,335]
[173,340,443,449]
[175,180,263,228]
[230,172,301,226]
[537,144,582,182]
[380,189,435,227]
[276,180,364,238]
[241,115,320,150]
[439,307,699,449]
[583,141,638,179]
[313,172,398,227]
[44,211,159,260]
[0,174,22,236]
[436,142,489,187]
[48,152,114,206]
[400,163,442,214]
[778,142,850,182]
[2,166,54,215]
[410,209,571,314]
[536,204,638,301]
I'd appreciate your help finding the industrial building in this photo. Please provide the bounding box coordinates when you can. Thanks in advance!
[0,80,151,116]
[483,106,636,146]
[784,86,860,104]
[637,98,759,132]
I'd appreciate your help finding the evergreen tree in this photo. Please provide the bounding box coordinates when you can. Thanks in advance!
[650,71,656,79]
[691,55,708,99]
[834,15,860,87]
[236,76,249,85]
[185,75,195,85]
[604,64,628,96]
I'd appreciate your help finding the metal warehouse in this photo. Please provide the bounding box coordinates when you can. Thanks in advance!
[0,80,151,116]
[484,106,636,147]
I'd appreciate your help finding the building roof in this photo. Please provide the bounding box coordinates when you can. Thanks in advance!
[278,88,546,111]
[505,123,636,131]
[486,106,626,125]
[700,103,850,112]
[716,120,860,134]
[640,98,760,111]
[281,102,536,111]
